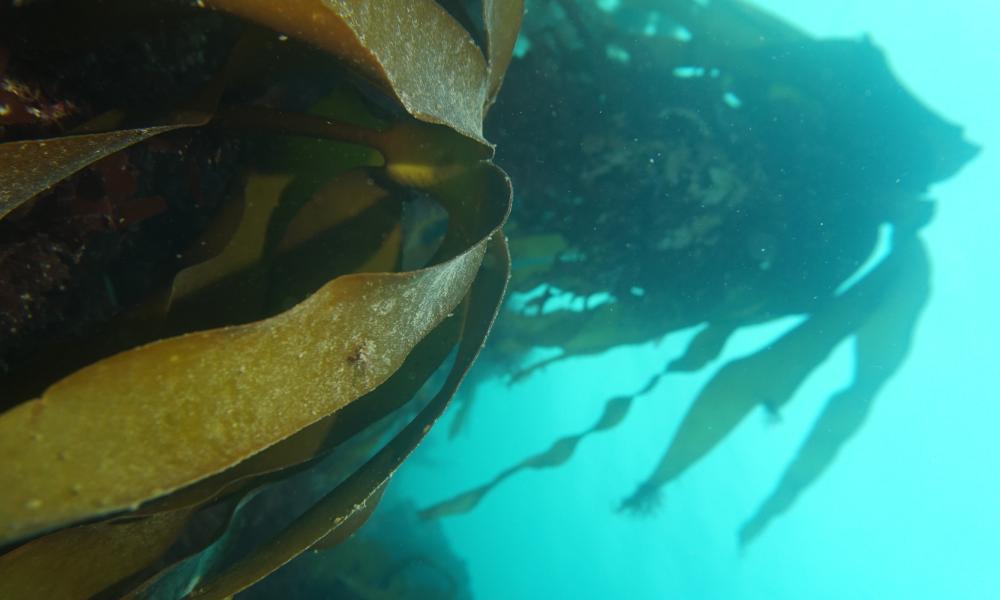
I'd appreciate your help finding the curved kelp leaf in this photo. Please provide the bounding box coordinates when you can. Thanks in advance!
[621,229,927,512]
[121,309,460,598]
[165,172,295,317]
[0,191,496,545]
[308,478,388,552]
[164,168,397,329]
[132,162,509,520]
[182,233,509,599]
[0,115,208,220]
[0,491,252,600]
[738,234,930,546]
[207,0,493,144]
[0,510,191,600]
[483,0,525,107]
[134,300,461,520]
[0,3,522,596]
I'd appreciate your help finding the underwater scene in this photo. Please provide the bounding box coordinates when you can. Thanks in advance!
[0,0,996,598]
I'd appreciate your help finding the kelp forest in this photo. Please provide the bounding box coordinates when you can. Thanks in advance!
[0,0,979,599]
[421,0,978,549]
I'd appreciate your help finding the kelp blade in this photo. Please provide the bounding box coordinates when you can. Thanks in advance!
[739,234,931,546]
[422,393,634,519]
[621,227,925,511]
[483,0,525,107]
[0,117,208,219]
[134,162,508,518]
[0,510,191,600]
[185,233,510,599]
[207,0,492,143]
[0,221,486,545]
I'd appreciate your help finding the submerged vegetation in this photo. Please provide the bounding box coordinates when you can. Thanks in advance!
[1,0,521,597]
[423,0,978,546]
[0,0,983,596]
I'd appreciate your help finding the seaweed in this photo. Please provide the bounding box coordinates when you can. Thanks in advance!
[423,0,977,545]
[0,0,522,596]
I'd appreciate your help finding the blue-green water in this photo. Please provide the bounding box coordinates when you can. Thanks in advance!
[390,2,1000,599]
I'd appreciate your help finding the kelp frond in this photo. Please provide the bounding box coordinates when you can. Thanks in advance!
[0,1,523,596]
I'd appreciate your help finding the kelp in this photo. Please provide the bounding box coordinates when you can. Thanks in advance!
[422,392,637,519]
[619,229,929,514]
[0,492,252,600]
[0,117,208,219]
[124,275,481,598]
[428,225,935,544]
[421,318,732,519]
[206,0,513,144]
[424,0,977,545]
[1,0,521,596]
[186,234,508,599]
[738,232,931,546]
[0,213,486,541]
[0,510,192,599]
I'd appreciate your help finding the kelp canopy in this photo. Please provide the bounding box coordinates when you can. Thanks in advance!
[423,0,978,546]
[0,1,522,597]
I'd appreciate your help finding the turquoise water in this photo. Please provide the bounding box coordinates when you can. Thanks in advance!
[392,2,1000,599]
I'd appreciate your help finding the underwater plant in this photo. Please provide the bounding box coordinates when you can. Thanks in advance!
[0,1,522,597]
[422,0,978,546]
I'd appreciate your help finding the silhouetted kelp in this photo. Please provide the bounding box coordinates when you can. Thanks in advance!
[0,1,522,597]
[424,0,978,546]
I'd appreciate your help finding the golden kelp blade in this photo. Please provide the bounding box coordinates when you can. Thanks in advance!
[0,5,522,598]
[112,303,465,598]
[185,234,510,600]
[0,510,191,599]
[0,229,486,545]
[0,117,208,219]
[308,480,388,551]
[102,305,456,597]
[132,164,508,520]
[167,173,295,307]
[207,0,491,143]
